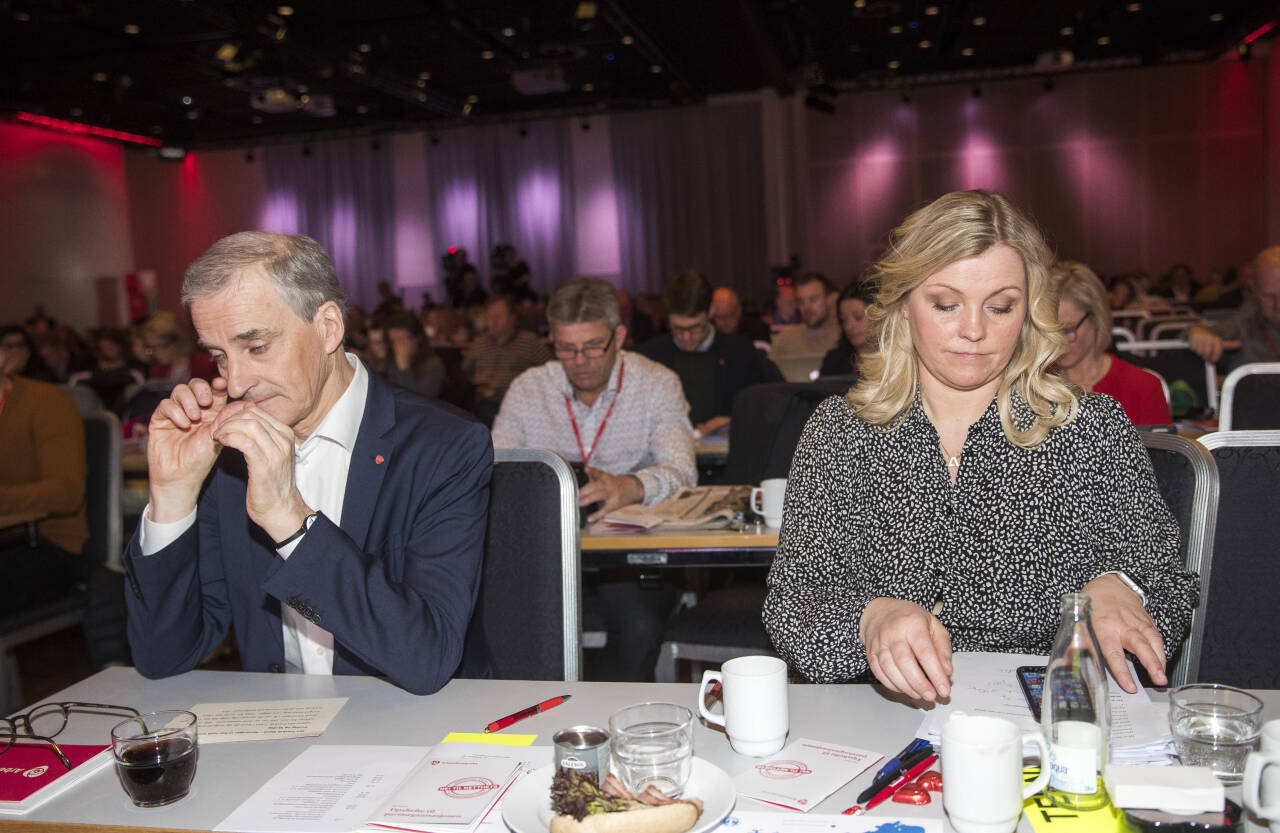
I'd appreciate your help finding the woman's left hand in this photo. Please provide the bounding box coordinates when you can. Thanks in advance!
[1081,573,1166,693]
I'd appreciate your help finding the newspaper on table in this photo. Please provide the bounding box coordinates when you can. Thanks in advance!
[914,652,1175,766]
[602,485,751,530]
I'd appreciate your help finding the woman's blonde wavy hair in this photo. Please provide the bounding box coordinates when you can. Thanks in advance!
[847,189,1076,448]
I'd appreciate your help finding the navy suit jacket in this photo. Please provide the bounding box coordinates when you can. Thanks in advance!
[123,368,492,695]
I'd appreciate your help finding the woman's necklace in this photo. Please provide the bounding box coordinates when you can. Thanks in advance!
[940,438,962,469]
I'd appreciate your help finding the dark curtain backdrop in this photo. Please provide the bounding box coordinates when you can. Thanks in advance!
[609,101,767,295]
[262,138,395,310]
[426,119,576,295]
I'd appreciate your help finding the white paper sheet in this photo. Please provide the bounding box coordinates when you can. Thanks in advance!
[913,652,1173,765]
[215,745,428,833]
[733,738,883,811]
[191,697,348,743]
[720,809,943,832]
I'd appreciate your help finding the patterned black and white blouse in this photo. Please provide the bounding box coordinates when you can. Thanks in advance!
[762,390,1201,683]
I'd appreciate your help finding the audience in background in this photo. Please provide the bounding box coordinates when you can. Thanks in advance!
[766,284,799,326]
[639,270,782,435]
[380,310,445,399]
[616,289,658,348]
[820,281,874,378]
[142,311,216,382]
[492,277,695,681]
[0,324,55,381]
[1108,275,1140,309]
[0,352,87,616]
[69,327,146,411]
[710,286,771,342]
[463,294,551,426]
[770,273,841,380]
[449,265,489,308]
[1053,261,1171,426]
[35,326,93,383]
[1151,264,1197,304]
[1188,245,1280,369]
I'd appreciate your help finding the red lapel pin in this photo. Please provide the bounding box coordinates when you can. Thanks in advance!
[375,455,385,464]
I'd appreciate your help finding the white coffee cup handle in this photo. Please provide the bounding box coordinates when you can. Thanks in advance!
[1244,753,1280,818]
[698,670,726,728]
[750,488,764,515]
[1021,732,1052,800]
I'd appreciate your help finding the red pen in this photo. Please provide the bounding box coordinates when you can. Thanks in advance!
[483,694,572,733]
[841,754,938,815]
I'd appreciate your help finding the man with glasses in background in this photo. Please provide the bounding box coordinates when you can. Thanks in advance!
[639,270,781,437]
[492,277,696,680]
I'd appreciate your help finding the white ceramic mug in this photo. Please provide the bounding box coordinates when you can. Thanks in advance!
[942,713,1051,833]
[1244,719,1280,821]
[750,478,787,528]
[697,655,789,756]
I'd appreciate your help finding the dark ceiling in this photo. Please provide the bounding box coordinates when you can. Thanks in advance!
[4,0,1278,149]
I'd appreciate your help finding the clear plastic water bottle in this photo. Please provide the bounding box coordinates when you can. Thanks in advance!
[1042,592,1111,810]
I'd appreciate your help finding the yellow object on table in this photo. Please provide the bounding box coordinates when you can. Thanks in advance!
[1022,768,1125,832]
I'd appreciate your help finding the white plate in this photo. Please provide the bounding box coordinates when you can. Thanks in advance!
[501,758,734,833]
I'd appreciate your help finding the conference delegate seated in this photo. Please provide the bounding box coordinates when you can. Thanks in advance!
[1051,260,1171,426]
[763,190,1199,702]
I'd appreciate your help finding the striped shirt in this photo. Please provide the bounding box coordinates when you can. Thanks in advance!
[463,330,550,399]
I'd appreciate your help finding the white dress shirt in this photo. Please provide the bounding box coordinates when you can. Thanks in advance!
[140,354,369,676]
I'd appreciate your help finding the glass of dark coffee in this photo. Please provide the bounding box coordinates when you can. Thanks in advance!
[110,710,198,807]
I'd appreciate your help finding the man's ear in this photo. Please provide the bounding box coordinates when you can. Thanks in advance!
[314,301,346,354]
[615,323,628,348]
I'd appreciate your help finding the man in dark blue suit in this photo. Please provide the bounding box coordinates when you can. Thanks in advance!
[639,269,782,437]
[123,232,491,695]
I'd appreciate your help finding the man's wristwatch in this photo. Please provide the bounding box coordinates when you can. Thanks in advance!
[274,512,319,549]
[1099,570,1149,607]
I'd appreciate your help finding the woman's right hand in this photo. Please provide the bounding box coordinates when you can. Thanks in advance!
[859,597,954,702]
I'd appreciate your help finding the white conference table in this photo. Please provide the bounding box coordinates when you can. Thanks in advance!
[5,668,1277,833]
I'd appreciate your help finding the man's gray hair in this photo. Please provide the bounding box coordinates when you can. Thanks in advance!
[546,277,621,330]
[182,231,347,321]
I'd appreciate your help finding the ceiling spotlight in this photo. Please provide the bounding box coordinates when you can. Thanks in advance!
[466,94,479,104]
[417,79,426,88]
[277,5,294,15]
[417,92,427,102]
[93,71,108,82]
[357,42,371,53]
[621,34,634,45]
[582,82,595,92]
[650,64,663,73]
[418,71,432,80]
[961,47,975,56]
[501,26,516,37]
[889,24,903,34]
[972,16,986,25]
[854,0,867,7]
[918,39,932,48]
[924,6,939,15]
[123,23,140,34]
[888,59,901,69]
[1060,26,1074,36]
[186,110,200,120]
[480,49,495,60]
[298,94,310,104]
[1209,12,1224,22]
[1127,2,1141,10]
[462,103,473,116]
[181,95,193,105]
[1097,35,1111,45]
[356,104,369,114]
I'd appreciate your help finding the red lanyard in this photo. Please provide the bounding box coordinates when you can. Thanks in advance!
[563,358,624,469]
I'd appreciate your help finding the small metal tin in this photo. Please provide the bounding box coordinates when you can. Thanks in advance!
[553,725,610,786]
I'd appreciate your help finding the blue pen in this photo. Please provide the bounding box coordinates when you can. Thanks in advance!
[873,737,932,780]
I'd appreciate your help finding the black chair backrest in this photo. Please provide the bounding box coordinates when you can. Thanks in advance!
[468,448,580,681]
[1118,345,1212,419]
[1137,432,1218,686]
[81,411,121,569]
[724,380,855,485]
[1222,365,1280,430]
[1195,431,1280,688]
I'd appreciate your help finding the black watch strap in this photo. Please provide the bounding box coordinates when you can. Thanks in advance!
[274,512,318,549]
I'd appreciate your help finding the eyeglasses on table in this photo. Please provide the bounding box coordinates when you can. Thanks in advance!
[0,701,140,770]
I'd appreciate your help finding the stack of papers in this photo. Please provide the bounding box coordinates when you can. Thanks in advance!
[215,743,549,833]
[914,652,1175,766]
[733,738,882,812]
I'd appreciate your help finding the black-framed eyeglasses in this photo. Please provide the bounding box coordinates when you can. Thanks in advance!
[669,317,712,339]
[553,330,616,360]
[1063,310,1092,338]
[0,702,140,770]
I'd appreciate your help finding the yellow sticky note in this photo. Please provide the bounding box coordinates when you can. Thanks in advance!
[1022,768,1125,833]
[441,731,537,746]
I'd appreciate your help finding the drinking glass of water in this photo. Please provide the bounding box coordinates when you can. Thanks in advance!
[1169,684,1263,784]
[111,710,199,807]
[609,702,695,797]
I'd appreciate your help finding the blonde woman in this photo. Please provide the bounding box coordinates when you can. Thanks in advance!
[1052,261,1170,426]
[763,190,1198,700]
